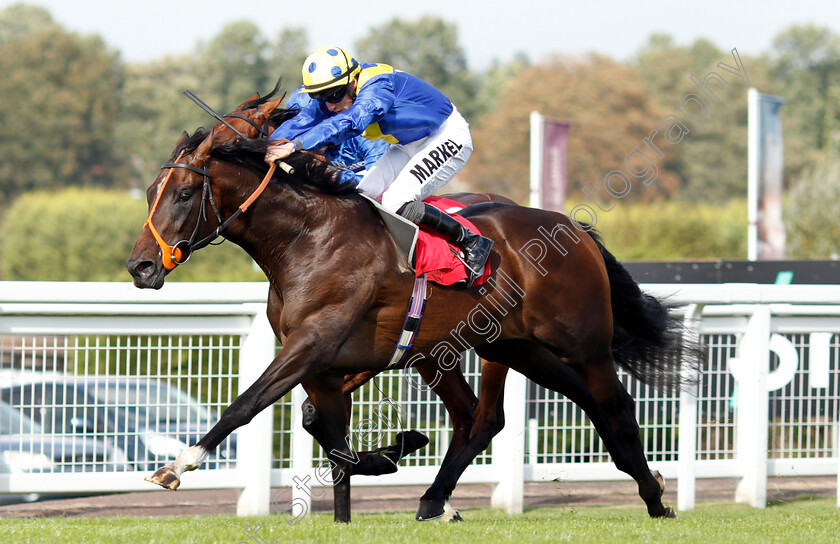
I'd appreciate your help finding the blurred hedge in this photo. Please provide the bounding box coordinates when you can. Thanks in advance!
[0,188,265,282]
[574,198,749,261]
[1,189,752,282]
[786,159,840,259]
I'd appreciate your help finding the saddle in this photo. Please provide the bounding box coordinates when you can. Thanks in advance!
[363,195,491,287]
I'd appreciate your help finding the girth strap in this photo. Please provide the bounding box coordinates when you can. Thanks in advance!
[386,273,428,369]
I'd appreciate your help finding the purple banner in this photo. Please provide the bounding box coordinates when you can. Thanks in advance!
[540,119,572,213]
[757,95,785,260]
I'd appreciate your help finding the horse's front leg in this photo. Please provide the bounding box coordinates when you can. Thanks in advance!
[145,325,340,491]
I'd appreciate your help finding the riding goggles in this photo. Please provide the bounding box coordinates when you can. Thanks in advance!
[311,84,349,103]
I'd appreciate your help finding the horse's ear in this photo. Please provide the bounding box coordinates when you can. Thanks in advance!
[193,136,214,161]
[169,131,191,159]
[175,131,190,148]
[255,96,284,119]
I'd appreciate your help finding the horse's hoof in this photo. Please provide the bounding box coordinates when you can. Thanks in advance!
[415,499,444,521]
[396,430,430,457]
[650,505,678,519]
[145,467,180,490]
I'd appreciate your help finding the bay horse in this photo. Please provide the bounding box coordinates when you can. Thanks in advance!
[127,93,687,522]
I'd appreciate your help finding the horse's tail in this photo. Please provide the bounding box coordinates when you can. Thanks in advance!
[584,229,697,390]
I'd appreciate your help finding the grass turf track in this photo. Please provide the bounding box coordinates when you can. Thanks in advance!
[2,499,839,544]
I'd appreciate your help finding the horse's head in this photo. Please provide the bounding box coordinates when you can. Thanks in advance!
[126,85,294,289]
[126,85,357,289]
[126,130,220,289]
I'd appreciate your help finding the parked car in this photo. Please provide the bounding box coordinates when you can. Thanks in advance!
[0,443,36,505]
[0,399,131,503]
[0,399,131,473]
[0,379,235,472]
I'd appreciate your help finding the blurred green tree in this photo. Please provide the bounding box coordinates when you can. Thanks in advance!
[786,157,840,258]
[769,24,840,173]
[266,26,309,92]
[471,53,530,124]
[634,36,765,203]
[0,6,125,203]
[114,56,206,189]
[353,16,480,121]
[0,3,57,43]
[196,21,271,112]
[462,54,678,204]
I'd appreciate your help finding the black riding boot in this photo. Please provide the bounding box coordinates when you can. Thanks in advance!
[398,201,493,287]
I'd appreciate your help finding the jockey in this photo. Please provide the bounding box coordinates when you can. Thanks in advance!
[266,46,493,287]
[286,87,390,175]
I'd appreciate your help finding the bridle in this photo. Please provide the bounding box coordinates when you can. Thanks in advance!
[144,147,277,271]
[143,90,289,271]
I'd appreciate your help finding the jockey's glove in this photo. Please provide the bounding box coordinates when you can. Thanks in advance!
[265,141,297,165]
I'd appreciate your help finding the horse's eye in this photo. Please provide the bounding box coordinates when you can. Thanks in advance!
[178,190,192,203]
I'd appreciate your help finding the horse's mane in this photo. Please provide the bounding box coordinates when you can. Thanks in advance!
[213,138,360,196]
[170,78,358,196]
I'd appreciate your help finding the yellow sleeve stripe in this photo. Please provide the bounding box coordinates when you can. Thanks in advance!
[358,64,397,89]
[362,122,399,144]
[357,64,400,144]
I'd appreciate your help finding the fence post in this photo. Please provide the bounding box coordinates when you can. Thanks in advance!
[528,418,539,466]
[732,305,770,508]
[490,370,527,513]
[835,417,840,508]
[236,305,276,516]
[290,384,314,517]
[678,304,703,511]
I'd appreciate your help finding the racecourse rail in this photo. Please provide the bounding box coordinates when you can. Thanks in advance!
[1,281,840,515]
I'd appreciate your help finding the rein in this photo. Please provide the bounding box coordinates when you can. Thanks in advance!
[184,89,269,140]
[144,148,276,270]
[223,112,269,138]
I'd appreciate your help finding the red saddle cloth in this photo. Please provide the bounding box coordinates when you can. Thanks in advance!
[414,196,492,286]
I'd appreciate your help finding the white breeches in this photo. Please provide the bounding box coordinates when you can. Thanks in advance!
[355,107,473,213]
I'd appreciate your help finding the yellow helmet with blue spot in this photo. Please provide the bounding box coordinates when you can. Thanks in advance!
[301,47,361,94]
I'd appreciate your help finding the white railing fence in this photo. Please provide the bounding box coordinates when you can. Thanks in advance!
[1,282,839,515]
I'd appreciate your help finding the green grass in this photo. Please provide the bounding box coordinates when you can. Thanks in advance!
[2,500,840,544]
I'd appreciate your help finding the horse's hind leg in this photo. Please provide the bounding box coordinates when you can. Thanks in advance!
[493,339,675,518]
[300,373,430,478]
[340,361,475,478]
[574,354,675,518]
[418,358,480,468]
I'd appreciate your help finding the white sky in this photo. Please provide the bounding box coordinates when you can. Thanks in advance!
[4,0,840,68]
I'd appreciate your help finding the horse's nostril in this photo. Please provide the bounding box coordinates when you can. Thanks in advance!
[128,259,154,278]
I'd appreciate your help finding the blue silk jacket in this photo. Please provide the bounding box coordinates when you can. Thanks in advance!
[270,63,454,150]
[286,88,389,173]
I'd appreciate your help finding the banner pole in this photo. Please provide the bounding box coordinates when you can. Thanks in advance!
[530,111,544,209]
[747,88,759,261]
